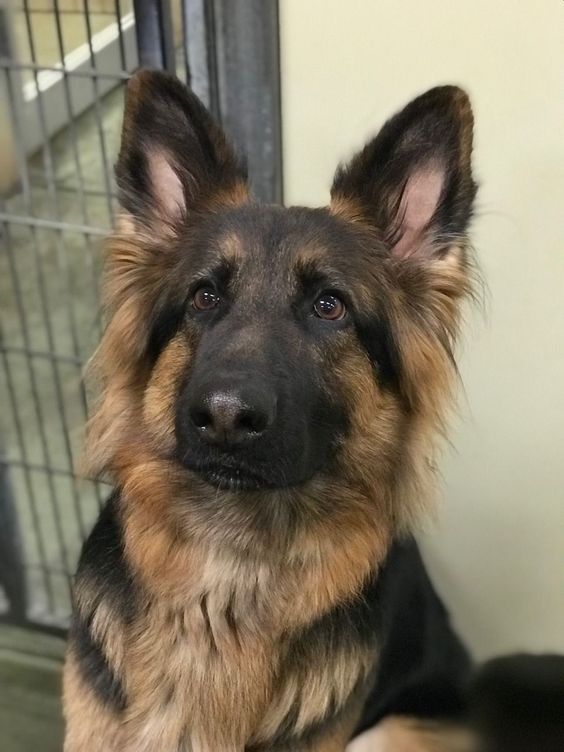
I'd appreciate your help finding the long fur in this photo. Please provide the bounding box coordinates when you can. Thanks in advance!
[65,74,478,752]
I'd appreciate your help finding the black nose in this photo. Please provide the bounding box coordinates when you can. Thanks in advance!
[188,389,275,447]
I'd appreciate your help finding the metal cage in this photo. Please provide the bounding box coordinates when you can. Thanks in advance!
[0,0,282,634]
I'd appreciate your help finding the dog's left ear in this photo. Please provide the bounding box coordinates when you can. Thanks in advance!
[331,86,476,260]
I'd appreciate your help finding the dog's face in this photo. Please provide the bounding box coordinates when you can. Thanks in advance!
[90,72,475,530]
[157,205,401,492]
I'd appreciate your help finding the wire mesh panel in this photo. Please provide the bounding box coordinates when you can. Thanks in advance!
[0,0,282,633]
[0,0,134,632]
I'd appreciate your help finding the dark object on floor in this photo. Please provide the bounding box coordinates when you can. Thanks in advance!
[469,653,564,752]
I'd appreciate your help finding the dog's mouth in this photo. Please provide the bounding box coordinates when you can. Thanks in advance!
[178,442,326,492]
[185,459,271,491]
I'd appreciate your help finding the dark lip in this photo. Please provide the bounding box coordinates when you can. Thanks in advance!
[185,459,269,491]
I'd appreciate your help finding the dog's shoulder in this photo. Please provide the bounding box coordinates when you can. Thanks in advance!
[356,537,472,734]
[67,492,138,712]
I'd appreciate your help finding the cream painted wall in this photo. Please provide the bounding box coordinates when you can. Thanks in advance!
[280,0,564,661]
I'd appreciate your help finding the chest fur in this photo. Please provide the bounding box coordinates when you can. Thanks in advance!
[120,598,377,751]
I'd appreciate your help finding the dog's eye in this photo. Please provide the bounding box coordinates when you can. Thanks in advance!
[192,286,220,311]
[313,293,346,321]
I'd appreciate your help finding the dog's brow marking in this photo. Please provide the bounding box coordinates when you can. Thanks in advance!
[292,251,374,309]
[295,241,330,265]
[218,230,246,263]
[293,255,345,296]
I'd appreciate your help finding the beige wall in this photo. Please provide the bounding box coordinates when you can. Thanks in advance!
[280,0,564,661]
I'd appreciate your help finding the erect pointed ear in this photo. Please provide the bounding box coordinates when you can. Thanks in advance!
[331,86,476,259]
[115,70,248,229]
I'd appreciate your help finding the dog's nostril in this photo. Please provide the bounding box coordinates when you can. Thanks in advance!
[190,408,212,430]
[236,409,267,435]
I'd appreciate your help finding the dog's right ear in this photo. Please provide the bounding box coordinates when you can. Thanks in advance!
[115,70,248,229]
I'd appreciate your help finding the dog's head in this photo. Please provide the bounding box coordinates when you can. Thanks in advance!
[88,72,476,536]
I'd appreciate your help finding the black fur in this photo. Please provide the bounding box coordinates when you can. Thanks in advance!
[355,312,402,392]
[69,494,138,711]
[69,614,127,712]
[146,295,188,365]
[71,73,484,748]
[116,71,247,221]
[356,539,472,733]
[331,85,477,249]
[74,493,139,625]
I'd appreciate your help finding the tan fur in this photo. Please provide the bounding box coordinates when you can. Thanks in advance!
[84,179,249,479]
[206,182,251,214]
[66,77,479,752]
[72,145,472,752]
[329,195,370,227]
[83,228,169,477]
[121,598,273,750]
[116,446,390,616]
[306,701,367,752]
[254,641,374,743]
[73,232,467,749]
[68,562,372,751]
[330,341,405,523]
[347,716,477,752]
[143,335,192,452]
[72,243,468,750]
[73,583,126,676]
[75,428,391,751]
[63,651,122,752]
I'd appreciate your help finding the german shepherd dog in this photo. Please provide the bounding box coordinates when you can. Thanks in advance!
[64,72,480,751]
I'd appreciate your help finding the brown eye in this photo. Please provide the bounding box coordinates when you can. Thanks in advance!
[192,286,220,311]
[313,293,346,321]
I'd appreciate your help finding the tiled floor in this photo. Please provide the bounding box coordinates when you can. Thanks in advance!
[0,625,65,752]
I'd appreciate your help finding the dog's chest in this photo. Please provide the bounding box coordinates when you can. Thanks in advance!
[121,599,377,751]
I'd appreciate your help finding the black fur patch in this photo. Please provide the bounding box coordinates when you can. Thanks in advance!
[70,493,140,711]
[75,493,139,626]
[355,537,472,734]
[147,295,187,363]
[69,614,127,712]
[356,312,402,392]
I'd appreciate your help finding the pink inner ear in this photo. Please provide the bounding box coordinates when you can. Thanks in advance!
[392,162,445,258]
[149,150,185,220]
